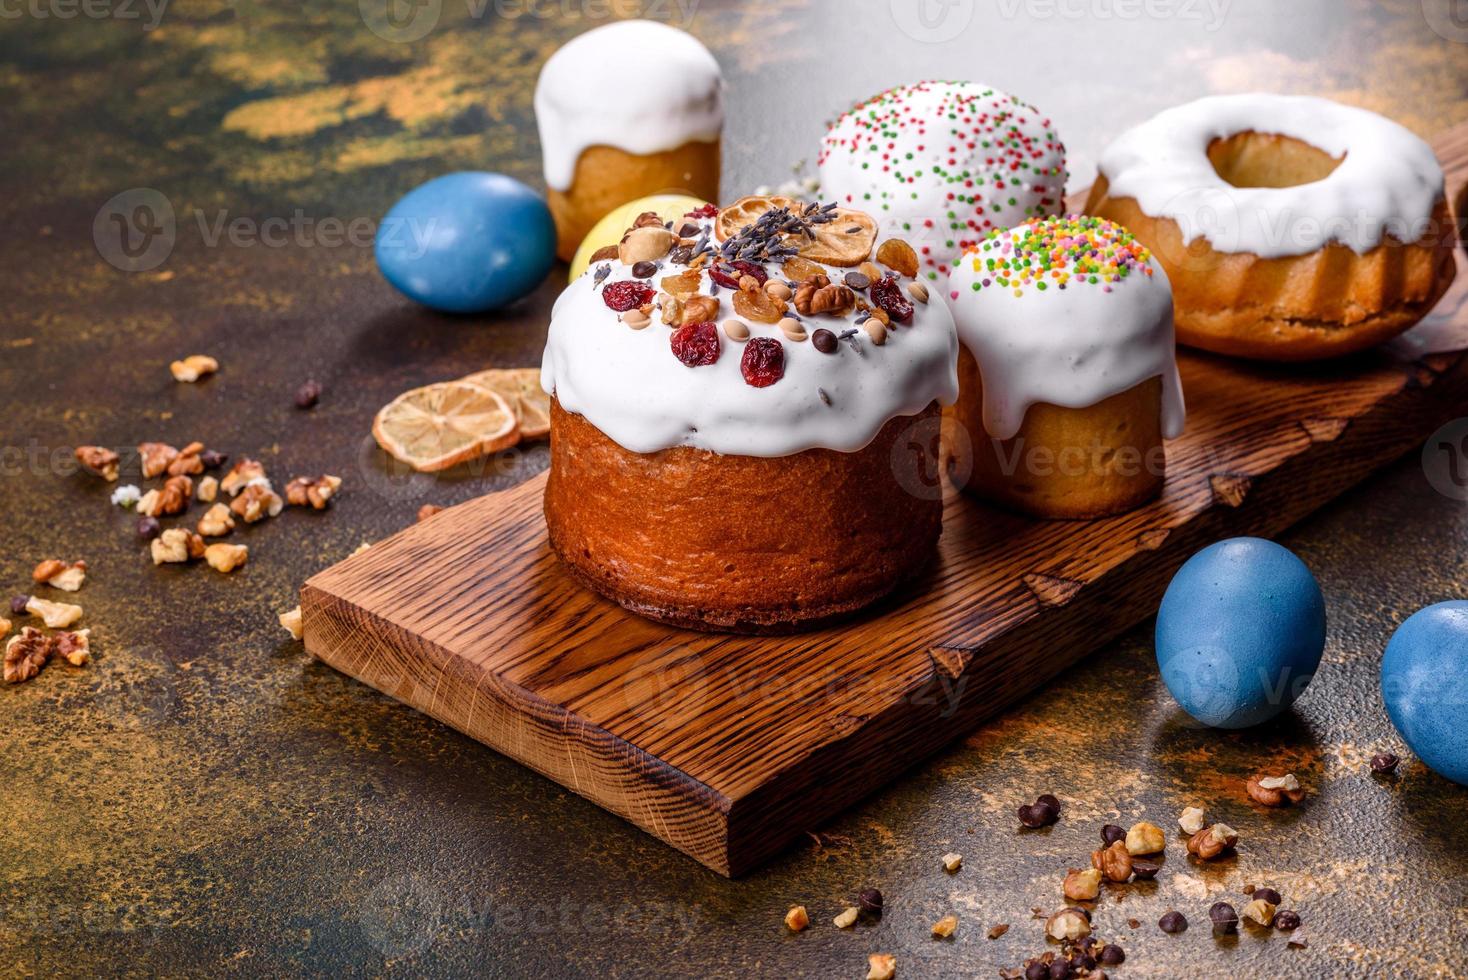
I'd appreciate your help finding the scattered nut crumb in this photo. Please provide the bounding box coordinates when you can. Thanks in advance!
[204,543,248,574]
[1178,806,1207,835]
[784,905,809,932]
[1125,821,1165,856]
[866,953,895,980]
[285,474,342,510]
[279,606,303,640]
[170,354,219,382]
[75,446,120,481]
[941,852,962,873]
[931,914,957,938]
[417,504,445,522]
[33,559,86,592]
[197,503,236,537]
[25,596,83,629]
[198,475,219,503]
[833,906,859,929]
[987,923,1008,940]
[1247,772,1306,807]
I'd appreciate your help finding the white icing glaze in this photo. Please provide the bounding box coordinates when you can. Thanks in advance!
[1097,93,1445,258]
[534,20,723,192]
[541,216,960,458]
[947,217,1185,442]
[818,81,1067,281]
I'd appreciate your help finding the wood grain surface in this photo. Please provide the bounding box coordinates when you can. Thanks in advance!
[303,127,1468,878]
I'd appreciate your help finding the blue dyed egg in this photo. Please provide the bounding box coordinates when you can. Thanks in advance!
[1381,601,1468,785]
[1155,538,1326,728]
[375,172,555,313]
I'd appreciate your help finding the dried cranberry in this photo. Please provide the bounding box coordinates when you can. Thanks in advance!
[670,322,721,367]
[871,274,914,324]
[602,280,655,312]
[708,260,768,291]
[685,203,718,219]
[740,337,784,387]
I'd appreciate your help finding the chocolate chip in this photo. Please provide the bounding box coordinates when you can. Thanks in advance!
[1159,910,1187,933]
[812,328,838,354]
[137,516,161,540]
[857,888,883,915]
[844,271,871,290]
[1099,944,1125,966]
[1370,752,1400,775]
[1018,802,1058,829]
[1036,793,1061,811]
[677,222,700,238]
[1209,901,1239,935]
[1274,909,1301,930]
[10,595,29,615]
[1047,958,1070,980]
[200,450,228,470]
[294,380,322,410]
[631,260,657,279]
[1253,887,1282,905]
[1130,858,1160,880]
[1100,824,1126,846]
[1024,963,1048,980]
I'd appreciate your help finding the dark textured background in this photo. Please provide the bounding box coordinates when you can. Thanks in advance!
[3,0,1467,976]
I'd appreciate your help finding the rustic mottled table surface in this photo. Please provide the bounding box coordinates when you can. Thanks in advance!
[3,1,1467,976]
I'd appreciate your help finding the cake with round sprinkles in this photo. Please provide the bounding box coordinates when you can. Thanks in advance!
[818,80,1067,283]
[946,215,1186,519]
[541,196,959,633]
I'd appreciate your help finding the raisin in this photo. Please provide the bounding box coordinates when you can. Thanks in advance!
[602,280,655,312]
[740,337,785,387]
[708,260,768,291]
[670,322,721,367]
[871,274,914,324]
[812,328,837,354]
[685,203,718,219]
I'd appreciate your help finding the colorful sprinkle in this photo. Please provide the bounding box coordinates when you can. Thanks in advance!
[954,215,1154,297]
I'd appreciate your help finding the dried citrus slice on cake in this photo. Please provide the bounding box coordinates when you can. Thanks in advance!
[372,381,519,472]
[798,207,877,267]
[460,368,551,440]
[714,195,800,241]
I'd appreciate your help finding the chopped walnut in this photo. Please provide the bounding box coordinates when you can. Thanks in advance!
[1091,840,1133,882]
[4,627,50,683]
[167,441,206,476]
[1125,821,1165,856]
[151,528,205,565]
[169,354,219,382]
[1247,773,1306,807]
[1045,908,1090,941]
[678,295,719,326]
[1063,868,1101,901]
[33,559,87,592]
[25,596,83,629]
[138,442,180,479]
[866,953,895,980]
[230,483,283,523]
[931,914,958,938]
[138,475,193,517]
[204,543,248,573]
[52,628,91,666]
[1187,823,1239,860]
[284,474,342,510]
[220,458,267,496]
[197,475,219,503]
[941,852,962,873]
[1179,806,1208,835]
[793,274,856,317]
[197,503,236,537]
[279,606,303,640]
[783,905,809,933]
[74,445,119,481]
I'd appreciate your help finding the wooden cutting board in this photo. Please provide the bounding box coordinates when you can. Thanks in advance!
[303,128,1468,877]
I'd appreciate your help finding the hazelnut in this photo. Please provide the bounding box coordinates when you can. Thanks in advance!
[784,905,809,932]
[866,953,896,980]
[1045,908,1091,941]
[1063,867,1102,901]
[1178,806,1207,835]
[833,906,859,929]
[1091,840,1132,882]
[1247,772,1306,807]
[1125,821,1165,856]
[1186,823,1238,860]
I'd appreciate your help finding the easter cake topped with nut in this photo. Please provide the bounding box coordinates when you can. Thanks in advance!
[540,195,958,633]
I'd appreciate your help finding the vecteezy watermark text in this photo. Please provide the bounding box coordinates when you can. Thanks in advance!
[995,0,1230,30]
[0,0,168,29]
[359,0,698,44]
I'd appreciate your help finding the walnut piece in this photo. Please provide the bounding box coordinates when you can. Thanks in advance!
[1045,908,1090,941]
[941,852,962,873]
[138,475,193,517]
[230,483,283,523]
[866,953,896,980]
[793,274,856,317]
[279,606,304,640]
[74,446,119,481]
[151,528,205,565]
[204,543,248,573]
[1063,867,1101,901]
[1247,772,1306,807]
[1179,806,1208,835]
[4,627,50,683]
[1187,823,1239,860]
[197,475,219,503]
[138,442,180,479]
[169,354,219,382]
[1125,821,1165,856]
[167,441,206,476]
[1091,840,1133,882]
[25,596,83,629]
[33,559,87,592]
[220,458,267,496]
[197,503,236,537]
[285,474,342,510]
[931,914,958,939]
[52,628,91,667]
[678,294,719,326]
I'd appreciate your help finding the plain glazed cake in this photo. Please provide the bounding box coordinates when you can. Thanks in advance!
[541,197,959,633]
[535,20,724,261]
[818,80,1067,283]
[1085,93,1456,360]
[946,215,1186,519]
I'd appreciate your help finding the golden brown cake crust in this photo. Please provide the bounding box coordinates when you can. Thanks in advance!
[547,141,721,262]
[1085,176,1457,361]
[544,399,943,633]
[951,348,1165,520]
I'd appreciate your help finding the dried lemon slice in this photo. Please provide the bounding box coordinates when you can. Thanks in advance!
[799,208,878,267]
[714,195,801,241]
[460,368,551,440]
[372,381,519,472]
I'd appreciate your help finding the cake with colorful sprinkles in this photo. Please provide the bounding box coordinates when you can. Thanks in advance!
[946,215,1186,519]
[818,80,1067,283]
[541,196,959,632]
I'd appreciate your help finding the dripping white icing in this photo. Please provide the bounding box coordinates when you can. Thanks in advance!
[534,20,724,192]
[1096,93,1445,258]
[541,217,959,458]
[947,219,1185,442]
